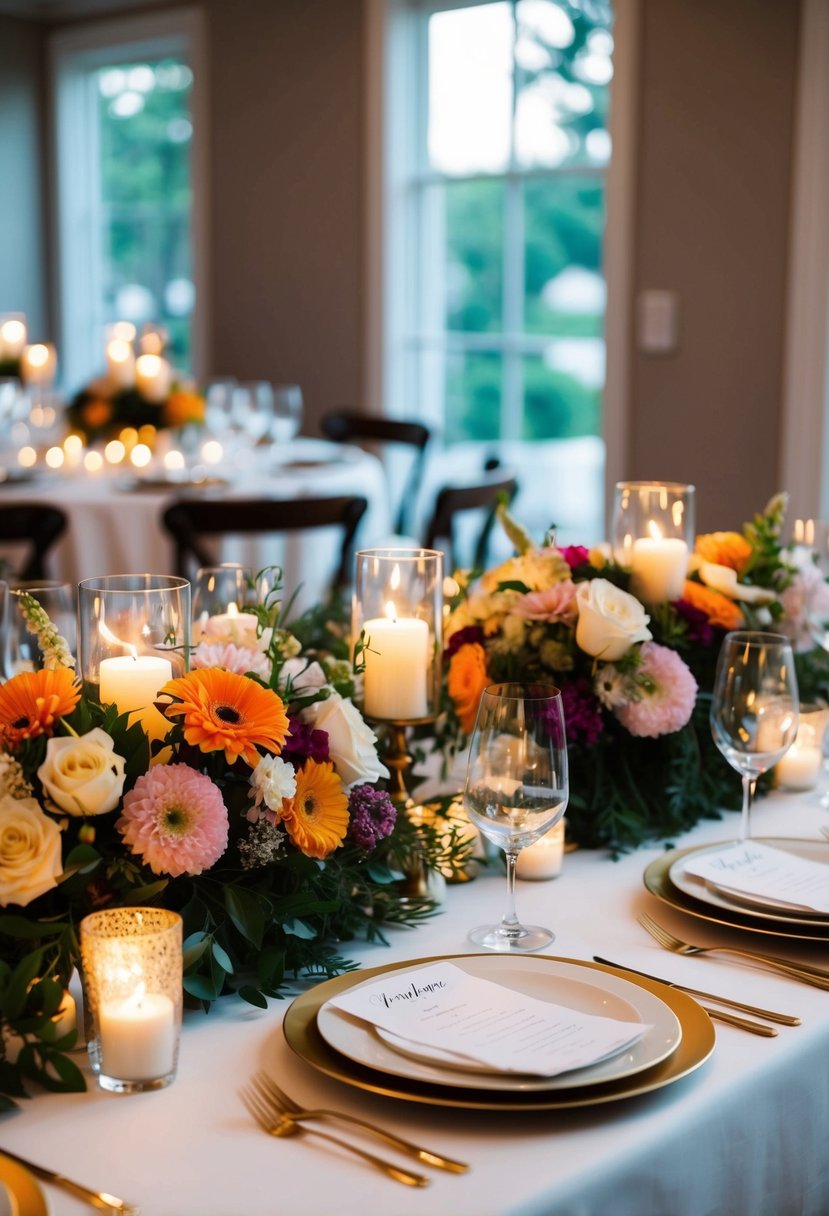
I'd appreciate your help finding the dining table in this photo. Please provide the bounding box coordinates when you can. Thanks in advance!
[1,784,827,1216]
[0,438,391,613]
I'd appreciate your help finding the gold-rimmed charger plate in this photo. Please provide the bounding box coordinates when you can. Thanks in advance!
[0,1155,49,1216]
[644,838,829,943]
[282,954,715,1111]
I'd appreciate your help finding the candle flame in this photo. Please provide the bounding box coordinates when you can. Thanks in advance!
[127,980,147,1010]
[384,600,397,623]
[107,338,132,364]
[647,521,664,541]
[26,343,50,368]
[99,620,138,659]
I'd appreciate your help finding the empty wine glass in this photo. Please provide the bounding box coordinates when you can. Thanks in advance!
[710,631,799,841]
[463,682,569,952]
[1,580,77,678]
[270,384,303,444]
[233,381,275,448]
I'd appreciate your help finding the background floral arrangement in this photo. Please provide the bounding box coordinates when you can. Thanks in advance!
[0,582,444,1108]
[440,493,829,854]
[66,378,205,444]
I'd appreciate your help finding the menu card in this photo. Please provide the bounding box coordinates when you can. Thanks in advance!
[327,961,650,1077]
[683,842,829,913]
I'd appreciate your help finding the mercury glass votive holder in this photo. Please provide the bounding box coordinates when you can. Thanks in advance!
[352,548,444,723]
[78,574,190,741]
[611,481,695,603]
[80,908,183,1094]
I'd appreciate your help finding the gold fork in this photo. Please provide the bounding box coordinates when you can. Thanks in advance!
[251,1071,468,1174]
[239,1082,429,1188]
[638,913,829,989]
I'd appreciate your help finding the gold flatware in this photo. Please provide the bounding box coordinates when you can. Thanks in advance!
[252,1071,468,1174]
[638,912,829,989]
[0,1149,137,1214]
[239,1082,429,1188]
[695,1006,777,1036]
[593,956,799,1025]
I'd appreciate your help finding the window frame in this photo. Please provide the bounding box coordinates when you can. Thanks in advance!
[366,0,639,530]
[49,6,208,393]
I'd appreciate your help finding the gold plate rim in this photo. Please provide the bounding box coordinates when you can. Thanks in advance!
[282,954,716,1112]
[644,837,829,943]
[0,1154,49,1216]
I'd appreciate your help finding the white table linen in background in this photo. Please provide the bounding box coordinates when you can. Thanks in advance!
[0,440,390,613]
[2,789,828,1216]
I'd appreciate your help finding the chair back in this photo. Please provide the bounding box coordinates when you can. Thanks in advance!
[0,503,67,580]
[161,495,369,593]
[423,471,518,571]
[320,410,431,536]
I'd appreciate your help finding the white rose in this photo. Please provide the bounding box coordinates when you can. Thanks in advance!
[0,795,63,907]
[37,727,127,817]
[279,658,328,696]
[575,579,652,661]
[302,693,390,790]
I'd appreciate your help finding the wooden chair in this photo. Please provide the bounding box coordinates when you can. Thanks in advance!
[161,495,369,593]
[423,470,518,571]
[0,503,67,580]
[319,410,431,536]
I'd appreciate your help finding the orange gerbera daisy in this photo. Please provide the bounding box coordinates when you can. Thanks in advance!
[681,579,745,631]
[448,642,489,734]
[694,531,752,574]
[0,668,81,747]
[281,759,349,859]
[159,669,290,767]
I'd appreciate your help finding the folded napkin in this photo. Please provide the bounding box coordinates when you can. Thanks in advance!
[683,841,829,913]
[328,961,650,1078]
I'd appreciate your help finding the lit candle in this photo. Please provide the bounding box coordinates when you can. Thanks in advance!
[99,654,173,741]
[98,987,176,1082]
[0,314,26,361]
[21,342,58,385]
[516,820,565,880]
[631,523,688,602]
[362,603,429,720]
[775,742,823,791]
[135,353,171,403]
[106,338,136,389]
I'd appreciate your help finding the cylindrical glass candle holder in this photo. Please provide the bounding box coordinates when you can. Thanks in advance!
[774,702,829,792]
[191,563,253,641]
[78,574,190,743]
[353,548,443,722]
[1,580,77,678]
[80,908,183,1093]
[611,481,695,603]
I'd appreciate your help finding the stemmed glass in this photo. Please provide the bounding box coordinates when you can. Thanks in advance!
[710,631,799,841]
[270,384,303,444]
[463,682,569,952]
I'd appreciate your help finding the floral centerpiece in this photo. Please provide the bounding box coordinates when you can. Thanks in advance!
[0,579,447,1109]
[66,378,205,445]
[440,493,829,854]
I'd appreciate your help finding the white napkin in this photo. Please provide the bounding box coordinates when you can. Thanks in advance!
[683,841,829,913]
[327,961,650,1078]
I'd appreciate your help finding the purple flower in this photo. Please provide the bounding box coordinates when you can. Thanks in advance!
[347,784,397,851]
[560,545,590,570]
[560,678,604,746]
[282,712,329,765]
[445,625,485,658]
[673,598,715,646]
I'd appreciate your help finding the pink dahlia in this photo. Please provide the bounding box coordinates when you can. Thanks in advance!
[613,643,697,738]
[192,641,271,679]
[117,764,229,877]
[514,581,578,625]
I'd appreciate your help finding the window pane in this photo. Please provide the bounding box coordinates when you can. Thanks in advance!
[524,175,605,336]
[445,350,503,444]
[436,179,504,333]
[98,58,194,369]
[515,0,613,169]
[428,3,513,174]
[522,348,602,439]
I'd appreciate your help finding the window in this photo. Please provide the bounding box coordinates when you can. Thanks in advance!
[379,0,619,548]
[51,11,206,393]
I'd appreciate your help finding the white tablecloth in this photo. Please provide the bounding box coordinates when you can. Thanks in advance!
[0,440,391,613]
[2,790,828,1215]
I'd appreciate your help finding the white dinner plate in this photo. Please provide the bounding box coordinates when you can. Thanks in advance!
[316,954,682,1094]
[669,837,829,925]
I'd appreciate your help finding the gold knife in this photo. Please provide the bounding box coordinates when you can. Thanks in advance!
[0,1149,137,1214]
[592,956,801,1025]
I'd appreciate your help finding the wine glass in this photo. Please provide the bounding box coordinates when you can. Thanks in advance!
[463,682,569,952]
[710,631,799,841]
[270,384,303,444]
[1,580,77,678]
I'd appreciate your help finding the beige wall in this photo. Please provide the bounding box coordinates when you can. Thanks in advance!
[629,0,801,531]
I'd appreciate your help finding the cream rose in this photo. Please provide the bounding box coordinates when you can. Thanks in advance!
[0,796,63,907]
[575,579,652,661]
[302,693,390,789]
[37,727,126,817]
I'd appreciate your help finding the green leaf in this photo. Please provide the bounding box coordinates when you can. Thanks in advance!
[367,862,403,884]
[211,941,234,974]
[182,933,210,970]
[2,950,45,1020]
[183,974,221,1001]
[0,915,66,941]
[282,917,317,941]
[238,985,268,1009]
[224,886,266,949]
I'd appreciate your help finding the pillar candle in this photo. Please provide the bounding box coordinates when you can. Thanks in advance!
[135,353,171,403]
[0,315,26,361]
[631,533,688,602]
[516,820,565,880]
[21,343,58,386]
[106,338,136,390]
[99,655,173,742]
[362,612,429,720]
[98,990,176,1081]
[775,742,823,791]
